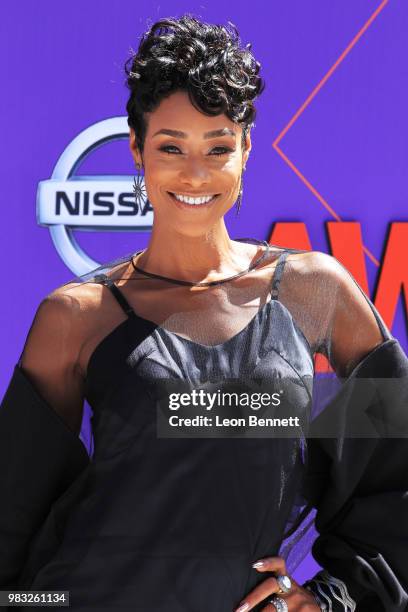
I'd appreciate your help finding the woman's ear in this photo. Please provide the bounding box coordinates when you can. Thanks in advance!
[129,128,143,166]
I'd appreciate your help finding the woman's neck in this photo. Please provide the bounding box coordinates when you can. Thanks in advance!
[133,226,257,282]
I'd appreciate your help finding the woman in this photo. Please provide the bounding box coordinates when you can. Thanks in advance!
[1,14,408,612]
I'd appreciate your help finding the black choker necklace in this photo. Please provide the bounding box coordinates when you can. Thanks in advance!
[130,238,271,287]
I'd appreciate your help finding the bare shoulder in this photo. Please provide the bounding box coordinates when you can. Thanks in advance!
[17,258,134,433]
[14,283,88,434]
[17,280,111,434]
[46,257,131,310]
[34,280,103,344]
[21,278,108,378]
[46,279,106,321]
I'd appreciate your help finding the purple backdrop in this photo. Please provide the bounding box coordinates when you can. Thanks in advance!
[1,0,407,583]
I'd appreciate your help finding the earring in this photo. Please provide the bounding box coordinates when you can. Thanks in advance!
[235,166,246,216]
[133,162,148,211]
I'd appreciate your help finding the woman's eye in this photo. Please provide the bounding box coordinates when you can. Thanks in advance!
[159,145,182,154]
[158,145,234,156]
[210,147,234,156]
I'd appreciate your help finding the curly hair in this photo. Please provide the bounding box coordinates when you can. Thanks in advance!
[124,14,265,154]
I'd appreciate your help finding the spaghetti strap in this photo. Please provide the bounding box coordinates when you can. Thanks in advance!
[270,251,289,300]
[94,274,136,319]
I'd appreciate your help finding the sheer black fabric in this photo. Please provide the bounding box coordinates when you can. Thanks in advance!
[1,238,408,611]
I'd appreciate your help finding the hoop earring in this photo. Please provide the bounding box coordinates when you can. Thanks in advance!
[133,162,148,210]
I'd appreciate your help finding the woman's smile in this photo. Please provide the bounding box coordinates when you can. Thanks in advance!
[167,191,220,208]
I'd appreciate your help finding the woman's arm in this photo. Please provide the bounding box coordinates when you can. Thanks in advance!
[18,291,86,434]
[301,252,408,611]
[0,289,90,589]
[310,251,387,378]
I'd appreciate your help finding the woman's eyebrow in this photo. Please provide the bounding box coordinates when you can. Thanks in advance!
[152,128,236,139]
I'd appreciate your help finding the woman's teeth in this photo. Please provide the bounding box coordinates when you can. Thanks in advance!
[172,193,216,205]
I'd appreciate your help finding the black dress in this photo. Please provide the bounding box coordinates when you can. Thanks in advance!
[1,240,408,611]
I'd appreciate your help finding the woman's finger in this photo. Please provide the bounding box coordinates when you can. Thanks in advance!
[252,556,287,574]
[234,576,280,611]
[234,556,301,612]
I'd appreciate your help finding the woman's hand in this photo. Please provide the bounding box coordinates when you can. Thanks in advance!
[234,556,321,611]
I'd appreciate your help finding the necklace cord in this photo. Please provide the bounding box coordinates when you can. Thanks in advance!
[130,239,271,287]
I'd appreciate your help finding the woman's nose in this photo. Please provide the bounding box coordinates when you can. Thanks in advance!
[178,158,211,188]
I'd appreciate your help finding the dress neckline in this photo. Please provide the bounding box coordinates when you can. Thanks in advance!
[156,294,275,350]
[85,243,291,381]
[85,293,277,384]
[84,295,316,402]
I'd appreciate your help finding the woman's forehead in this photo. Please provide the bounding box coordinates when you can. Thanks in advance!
[144,91,241,138]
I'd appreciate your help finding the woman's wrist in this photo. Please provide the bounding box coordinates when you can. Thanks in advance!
[303,569,356,612]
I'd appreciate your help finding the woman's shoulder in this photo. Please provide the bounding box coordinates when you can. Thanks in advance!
[25,254,135,371]
[47,252,136,314]
[277,247,361,296]
[282,248,374,309]
[279,247,388,371]
[278,247,375,324]
[281,246,340,271]
[17,274,119,435]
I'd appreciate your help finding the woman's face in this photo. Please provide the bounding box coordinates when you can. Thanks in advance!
[129,90,251,236]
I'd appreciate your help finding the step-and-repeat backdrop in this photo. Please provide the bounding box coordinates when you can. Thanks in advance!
[1,0,407,582]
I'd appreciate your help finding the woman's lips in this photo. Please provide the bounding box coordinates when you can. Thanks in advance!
[167,192,220,209]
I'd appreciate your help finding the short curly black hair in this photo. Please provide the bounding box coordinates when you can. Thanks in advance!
[124,14,265,154]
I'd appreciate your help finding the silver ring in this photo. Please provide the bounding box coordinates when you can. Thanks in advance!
[276,574,292,594]
[268,595,288,612]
